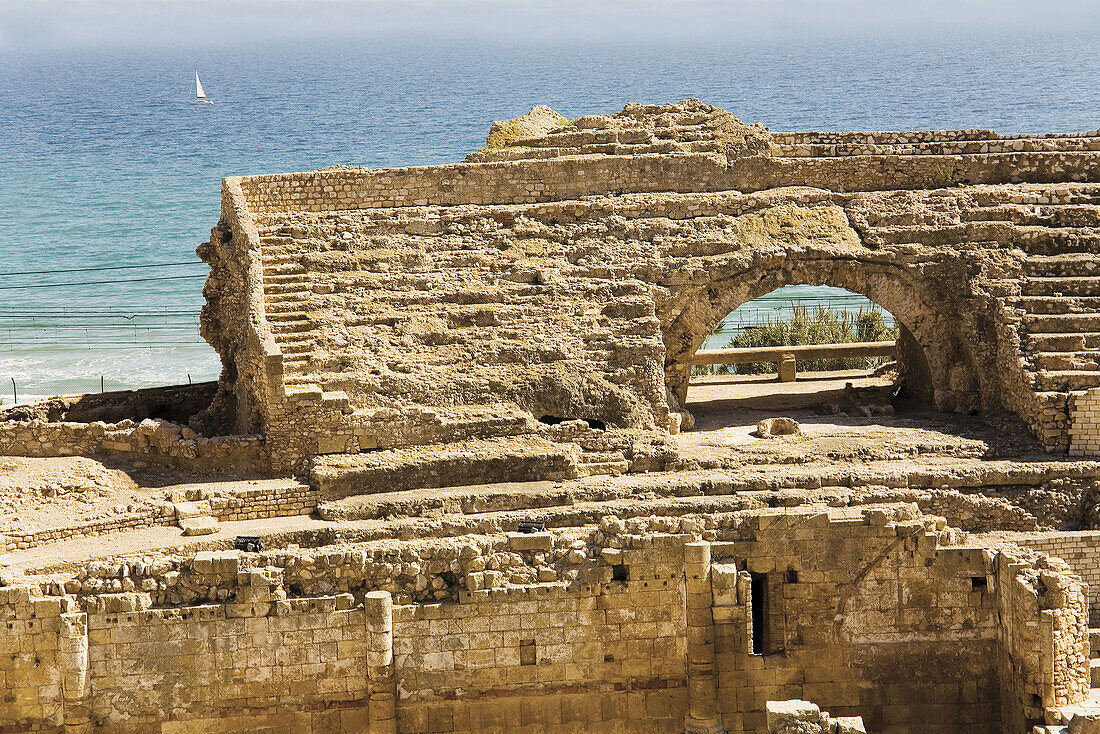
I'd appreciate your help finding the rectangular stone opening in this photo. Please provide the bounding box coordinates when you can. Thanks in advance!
[519,639,536,666]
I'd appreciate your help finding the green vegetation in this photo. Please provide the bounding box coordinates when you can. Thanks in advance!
[694,305,899,376]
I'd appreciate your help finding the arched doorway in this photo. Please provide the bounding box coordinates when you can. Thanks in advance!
[687,285,920,427]
[658,256,981,426]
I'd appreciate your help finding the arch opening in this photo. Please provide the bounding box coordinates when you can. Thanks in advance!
[657,257,989,460]
[684,285,923,427]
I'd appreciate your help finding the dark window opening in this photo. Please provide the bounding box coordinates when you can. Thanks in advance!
[785,567,798,584]
[612,564,630,582]
[750,572,768,656]
[519,639,536,666]
[971,576,987,591]
[750,571,785,656]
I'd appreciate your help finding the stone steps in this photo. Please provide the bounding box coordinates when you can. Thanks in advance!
[773,137,1100,158]
[264,301,312,314]
[1007,228,1100,256]
[1014,297,1100,315]
[865,222,1100,254]
[263,292,308,304]
[772,129,1100,146]
[1025,333,1100,352]
[1035,370,1100,391]
[262,265,306,278]
[1024,255,1100,278]
[962,205,1100,229]
[310,436,580,502]
[266,312,311,325]
[1031,351,1100,371]
[264,282,312,295]
[1022,277,1100,297]
[313,458,1100,525]
[1022,314,1100,334]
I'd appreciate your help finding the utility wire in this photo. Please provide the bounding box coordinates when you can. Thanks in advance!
[0,274,207,291]
[0,261,205,277]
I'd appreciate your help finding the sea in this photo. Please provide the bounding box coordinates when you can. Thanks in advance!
[1,30,1098,403]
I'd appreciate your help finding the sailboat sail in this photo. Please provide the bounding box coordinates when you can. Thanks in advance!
[195,73,206,99]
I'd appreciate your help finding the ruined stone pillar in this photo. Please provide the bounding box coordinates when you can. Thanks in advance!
[365,590,397,734]
[59,611,91,734]
[684,542,724,734]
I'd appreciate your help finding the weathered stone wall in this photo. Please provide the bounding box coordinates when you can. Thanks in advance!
[197,102,1100,473]
[0,478,313,555]
[235,150,1100,214]
[1,505,1089,733]
[392,538,688,733]
[86,602,369,733]
[1005,529,1100,626]
[1069,388,1100,456]
[0,417,265,474]
[0,382,218,427]
[0,588,69,733]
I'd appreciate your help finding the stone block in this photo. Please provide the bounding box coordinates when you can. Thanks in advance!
[508,532,553,551]
[1070,713,1100,734]
[766,700,821,732]
[95,592,152,614]
[834,717,867,734]
[173,501,212,519]
[180,516,220,536]
[778,354,797,382]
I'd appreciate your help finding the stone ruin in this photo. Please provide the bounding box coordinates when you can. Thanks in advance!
[196,98,1100,478]
[3,100,1100,733]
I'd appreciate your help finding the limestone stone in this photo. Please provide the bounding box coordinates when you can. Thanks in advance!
[180,516,220,536]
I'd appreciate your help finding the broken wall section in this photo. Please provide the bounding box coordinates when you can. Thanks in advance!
[2,505,1090,734]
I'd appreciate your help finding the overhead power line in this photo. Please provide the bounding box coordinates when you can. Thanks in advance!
[0,274,208,291]
[0,261,206,277]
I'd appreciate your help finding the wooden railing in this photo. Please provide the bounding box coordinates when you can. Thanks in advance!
[692,341,896,381]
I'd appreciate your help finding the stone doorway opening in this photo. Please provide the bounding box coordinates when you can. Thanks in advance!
[660,270,1008,463]
[685,285,914,425]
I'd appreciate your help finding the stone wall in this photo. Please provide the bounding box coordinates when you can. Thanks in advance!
[1005,529,1100,626]
[0,417,265,474]
[0,478,313,556]
[392,538,688,733]
[86,601,369,733]
[0,505,1090,733]
[235,151,1100,214]
[198,102,1100,473]
[0,587,70,733]
[1069,389,1100,456]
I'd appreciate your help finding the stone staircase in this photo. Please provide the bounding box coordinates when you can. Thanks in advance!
[257,234,316,382]
[855,183,1100,404]
[470,116,1100,165]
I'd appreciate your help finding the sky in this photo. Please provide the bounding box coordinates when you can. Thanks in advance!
[1,0,1099,52]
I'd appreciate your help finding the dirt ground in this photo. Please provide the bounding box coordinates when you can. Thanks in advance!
[679,370,1041,466]
[0,456,162,534]
[0,455,285,535]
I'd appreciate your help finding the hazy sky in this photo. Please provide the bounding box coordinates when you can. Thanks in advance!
[2,0,1099,52]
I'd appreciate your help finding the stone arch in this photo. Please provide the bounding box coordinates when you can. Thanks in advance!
[658,253,982,417]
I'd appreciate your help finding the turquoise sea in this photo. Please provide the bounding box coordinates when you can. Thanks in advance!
[1,30,1098,402]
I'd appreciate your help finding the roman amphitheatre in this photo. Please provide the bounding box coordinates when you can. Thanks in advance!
[4,99,1100,733]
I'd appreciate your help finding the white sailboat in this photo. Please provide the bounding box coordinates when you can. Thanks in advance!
[194,73,214,105]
